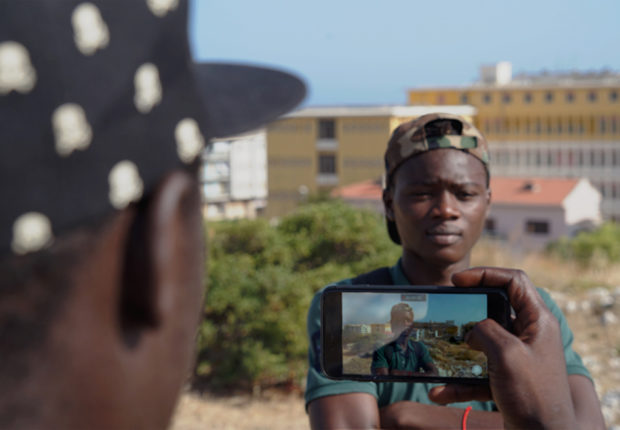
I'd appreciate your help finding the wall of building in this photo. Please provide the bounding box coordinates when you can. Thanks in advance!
[201,130,267,221]
[266,118,316,217]
[563,179,602,228]
[408,86,620,142]
[265,107,476,218]
[230,135,267,200]
[487,205,567,251]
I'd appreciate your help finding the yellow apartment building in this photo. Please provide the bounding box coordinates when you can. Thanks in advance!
[265,105,476,218]
[408,63,620,220]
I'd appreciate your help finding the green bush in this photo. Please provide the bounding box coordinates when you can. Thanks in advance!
[547,222,620,266]
[195,200,400,391]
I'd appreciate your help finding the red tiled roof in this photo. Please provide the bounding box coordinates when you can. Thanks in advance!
[332,177,582,207]
[490,177,579,206]
[331,179,383,200]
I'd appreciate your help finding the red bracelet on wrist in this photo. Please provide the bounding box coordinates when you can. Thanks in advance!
[461,406,473,430]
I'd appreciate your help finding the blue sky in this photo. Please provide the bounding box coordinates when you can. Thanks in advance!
[190,0,620,106]
[342,292,487,326]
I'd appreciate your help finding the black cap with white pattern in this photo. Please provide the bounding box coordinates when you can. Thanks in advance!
[0,0,306,256]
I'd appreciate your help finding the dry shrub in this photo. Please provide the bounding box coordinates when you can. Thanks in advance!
[472,238,620,292]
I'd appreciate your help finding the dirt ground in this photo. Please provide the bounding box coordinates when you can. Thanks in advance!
[170,288,620,430]
[169,390,308,430]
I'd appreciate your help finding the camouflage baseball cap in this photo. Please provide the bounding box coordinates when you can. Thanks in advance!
[384,113,490,245]
[385,113,489,183]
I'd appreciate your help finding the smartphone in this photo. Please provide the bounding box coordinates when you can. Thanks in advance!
[321,285,512,384]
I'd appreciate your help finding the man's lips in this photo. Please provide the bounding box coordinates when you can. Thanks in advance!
[426,228,462,245]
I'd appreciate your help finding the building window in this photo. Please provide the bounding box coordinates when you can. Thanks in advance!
[526,220,549,235]
[567,150,574,166]
[514,117,521,134]
[318,119,336,139]
[566,92,575,103]
[483,93,492,104]
[588,91,597,102]
[525,118,531,134]
[545,92,554,103]
[318,154,337,174]
[600,117,607,134]
[494,118,502,134]
[460,93,469,104]
[502,93,511,104]
[611,91,618,102]
[524,93,532,103]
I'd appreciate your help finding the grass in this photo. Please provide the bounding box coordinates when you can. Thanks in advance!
[471,238,620,293]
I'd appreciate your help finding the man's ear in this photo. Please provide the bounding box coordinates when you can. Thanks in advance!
[383,188,395,221]
[119,170,202,347]
[485,188,492,219]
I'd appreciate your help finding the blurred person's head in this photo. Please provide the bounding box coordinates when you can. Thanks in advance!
[390,303,414,336]
[0,2,304,429]
[382,114,491,271]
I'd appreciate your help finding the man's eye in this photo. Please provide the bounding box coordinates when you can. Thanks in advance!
[457,191,477,199]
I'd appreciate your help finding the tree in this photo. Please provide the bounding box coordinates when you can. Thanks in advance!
[194,201,400,390]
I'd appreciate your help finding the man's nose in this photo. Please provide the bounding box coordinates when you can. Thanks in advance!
[432,191,459,219]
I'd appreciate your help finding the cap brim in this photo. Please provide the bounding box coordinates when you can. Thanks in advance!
[192,63,306,138]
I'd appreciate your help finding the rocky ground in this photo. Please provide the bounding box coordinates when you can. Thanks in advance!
[550,287,620,429]
[170,286,620,430]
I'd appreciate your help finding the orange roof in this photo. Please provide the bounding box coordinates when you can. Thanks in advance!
[331,179,382,200]
[490,177,580,206]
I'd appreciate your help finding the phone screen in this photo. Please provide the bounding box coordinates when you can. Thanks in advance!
[341,291,487,379]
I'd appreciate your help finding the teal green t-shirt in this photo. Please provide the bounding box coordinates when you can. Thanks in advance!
[304,261,591,411]
[371,339,433,373]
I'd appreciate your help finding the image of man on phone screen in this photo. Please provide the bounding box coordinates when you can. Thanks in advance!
[371,303,438,376]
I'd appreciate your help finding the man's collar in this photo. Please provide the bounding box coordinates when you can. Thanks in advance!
[390,258,410,285]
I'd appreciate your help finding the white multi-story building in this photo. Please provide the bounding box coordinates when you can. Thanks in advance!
[201,129,267,220]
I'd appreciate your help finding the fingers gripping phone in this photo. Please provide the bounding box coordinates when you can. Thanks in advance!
[321,285,512,384]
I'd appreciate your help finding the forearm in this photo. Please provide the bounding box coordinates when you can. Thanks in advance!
[380,401,504,430]
[569,375,605,430]
[308,393,380,430]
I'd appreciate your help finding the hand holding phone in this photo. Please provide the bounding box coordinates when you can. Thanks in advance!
[321,285,512,384]
[428,268,579,430]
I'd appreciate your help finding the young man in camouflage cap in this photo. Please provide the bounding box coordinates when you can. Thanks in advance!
[370,303,438,377]
[0,1,304,429]
[305,113,604,429]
